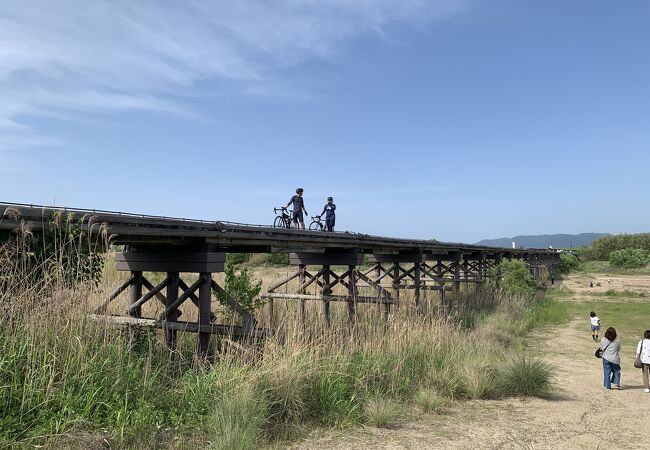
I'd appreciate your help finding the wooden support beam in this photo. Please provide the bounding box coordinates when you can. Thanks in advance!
[414,263,421,308]
[129,271,143,318]
[89,314,267,339]
[142,277,168,306]
[197,272,212,357]
[298,264,306,327]
[127,276,169,315]
[347,265,356,323]
[266,269,302,293]
[161,276,202,320]
[400,284,449,291]
[178,278,217,322]
[322,265,331,328]
[165,272,179,350]
[95,274,135,314]
[261,293,394,304]
[392,264,400,309]
[354,270,393,300]
[296,267,326,293]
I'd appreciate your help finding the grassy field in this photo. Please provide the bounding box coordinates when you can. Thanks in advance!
[563,301,650,349]
[546,263,650,353]
[0,243,569,449]
[579,260,650,276]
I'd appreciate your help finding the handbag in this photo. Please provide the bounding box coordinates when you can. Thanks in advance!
[595,341,611,359]
[634,340,644,369]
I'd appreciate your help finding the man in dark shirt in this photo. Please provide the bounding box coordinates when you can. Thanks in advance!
[320,196,336,232]
[286,187,308,229]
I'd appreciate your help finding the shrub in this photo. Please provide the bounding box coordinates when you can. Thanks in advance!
[558,253,580,274]
[499,357,553,398]
[219,263,263,314]
[497,259,537,298]
[609,248,650,269]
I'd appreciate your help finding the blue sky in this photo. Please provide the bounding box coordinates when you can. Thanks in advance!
[1,0,648,243]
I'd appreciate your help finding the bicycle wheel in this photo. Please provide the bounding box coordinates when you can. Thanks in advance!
[309,221,322,231]
[273,216,285,228]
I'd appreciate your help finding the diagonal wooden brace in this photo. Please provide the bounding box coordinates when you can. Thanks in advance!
[128,276,169,314]
[160,277,203,320]
[95,275,135,314]
[142,277,168,306]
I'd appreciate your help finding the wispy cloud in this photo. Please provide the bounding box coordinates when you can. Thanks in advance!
[0,0,468,149]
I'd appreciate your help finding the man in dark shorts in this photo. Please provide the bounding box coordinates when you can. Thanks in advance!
[286,187,308,229]
[320,196,336,231]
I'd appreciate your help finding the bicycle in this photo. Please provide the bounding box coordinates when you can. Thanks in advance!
[308,215,325,231]
[273,207,292,228]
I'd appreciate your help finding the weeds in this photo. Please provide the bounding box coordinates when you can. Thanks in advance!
[364,398,399,428]
[499,357,553,398]
[414,389,446,413]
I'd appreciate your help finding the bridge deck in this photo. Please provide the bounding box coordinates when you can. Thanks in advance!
[0,202,554,257]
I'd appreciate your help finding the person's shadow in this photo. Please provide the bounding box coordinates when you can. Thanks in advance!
[618,384,647,391]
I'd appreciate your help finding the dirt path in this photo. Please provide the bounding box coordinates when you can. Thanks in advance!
[292,315,650,448]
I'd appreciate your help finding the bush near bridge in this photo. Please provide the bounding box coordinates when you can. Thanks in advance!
[494,259,538,298]
[609,248,650,269]
[557,253,580,274]
[219,261,263,314]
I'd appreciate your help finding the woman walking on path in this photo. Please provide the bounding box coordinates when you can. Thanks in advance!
[635,330,650,393]
[601,327,622,390]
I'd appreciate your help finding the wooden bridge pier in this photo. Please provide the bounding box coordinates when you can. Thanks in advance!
[262,250,393,330]
[364,252,447,313]
[94,246,263,358]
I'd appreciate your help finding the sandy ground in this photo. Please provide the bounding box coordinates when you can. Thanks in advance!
[291,278,650,449]
[561,272,650,302]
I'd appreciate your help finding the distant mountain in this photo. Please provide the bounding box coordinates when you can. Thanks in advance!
[475,233,609,249]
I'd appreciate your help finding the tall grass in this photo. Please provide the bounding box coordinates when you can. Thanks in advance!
[0,225,563,448]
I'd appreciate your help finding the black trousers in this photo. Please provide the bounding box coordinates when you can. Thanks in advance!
[325,217,335,232]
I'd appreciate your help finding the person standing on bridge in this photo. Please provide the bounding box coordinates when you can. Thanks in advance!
[287,188,308,229]
[320,196,336,232]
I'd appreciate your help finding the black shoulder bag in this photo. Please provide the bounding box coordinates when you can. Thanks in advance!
[595,341,611,359]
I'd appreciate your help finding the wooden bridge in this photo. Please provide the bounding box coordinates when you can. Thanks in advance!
[0,202,560,357]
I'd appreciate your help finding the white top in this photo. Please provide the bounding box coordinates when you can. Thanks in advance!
[590,316,600,327]
[636,339,650,364]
